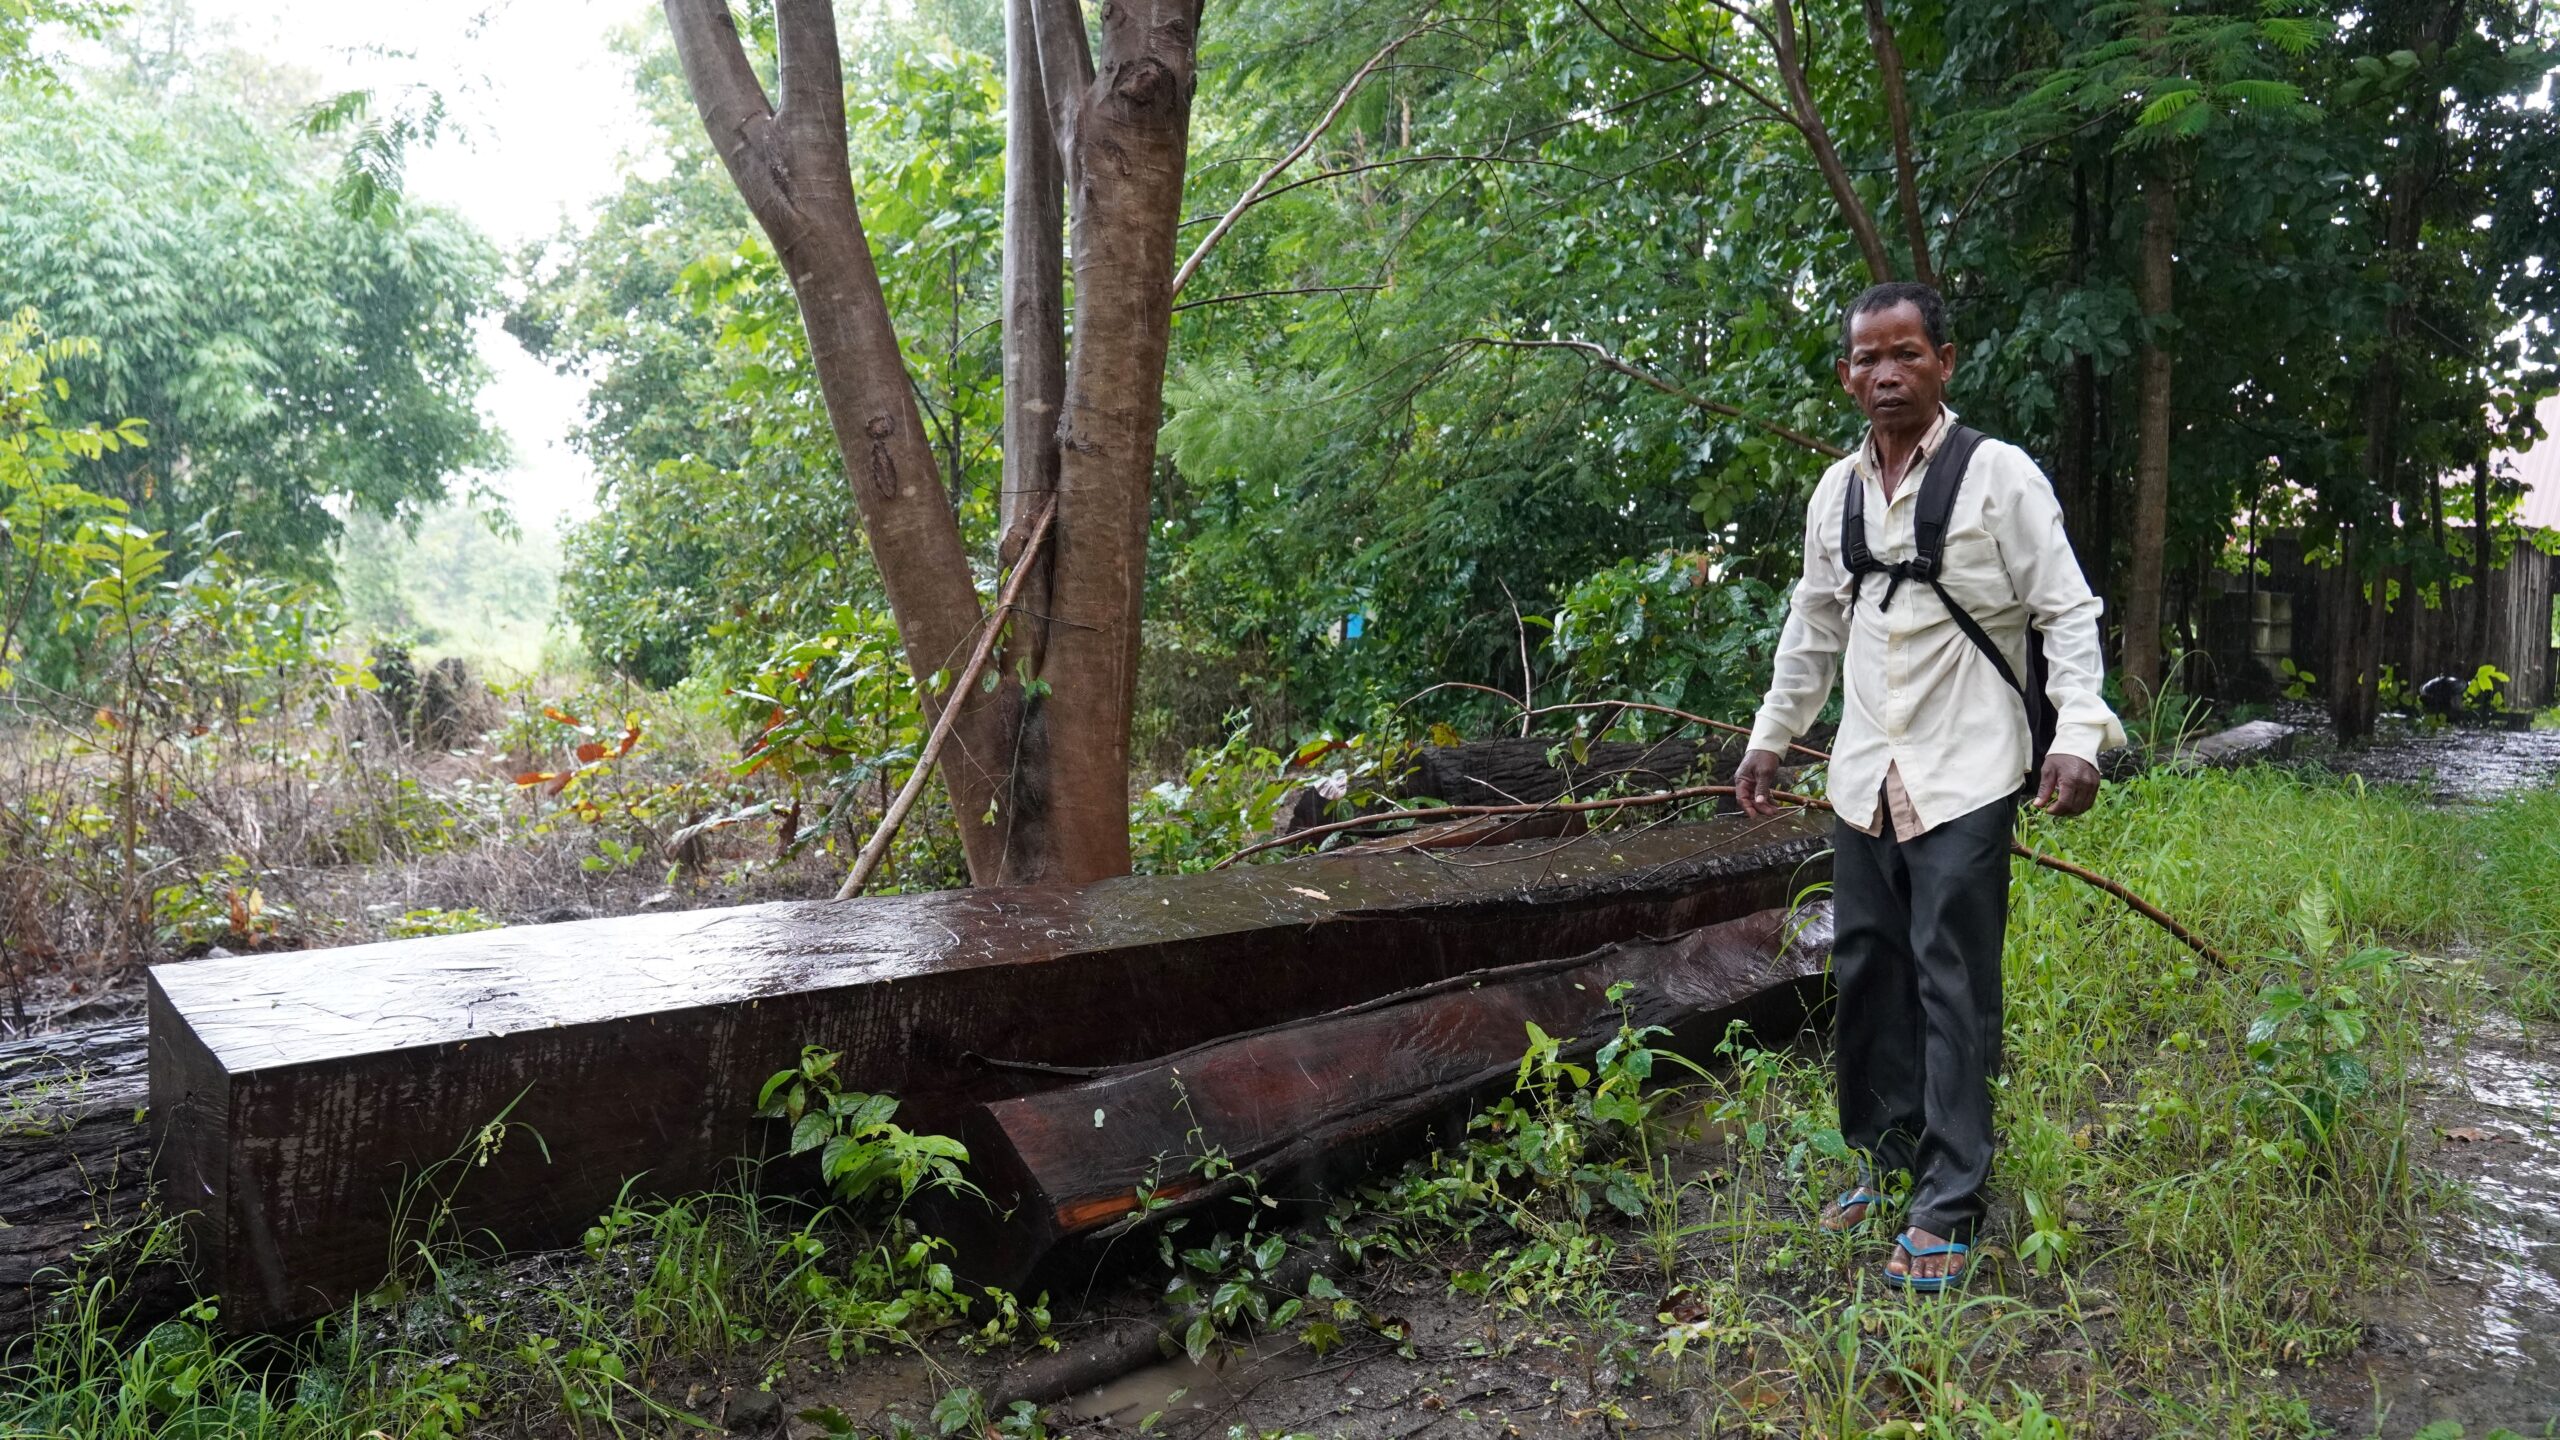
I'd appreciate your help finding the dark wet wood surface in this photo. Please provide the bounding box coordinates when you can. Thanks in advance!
[150,816,1828,1330]
[0,1017,178,1338]
[949,902,1834,1289]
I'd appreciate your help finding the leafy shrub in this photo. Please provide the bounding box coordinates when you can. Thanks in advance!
[1546,551,1782,735]
[757,1046,975,1211]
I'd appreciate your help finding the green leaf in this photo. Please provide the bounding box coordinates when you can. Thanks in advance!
[790,1111,833,1155]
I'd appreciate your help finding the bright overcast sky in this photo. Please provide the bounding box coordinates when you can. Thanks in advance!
[187,0,660,532]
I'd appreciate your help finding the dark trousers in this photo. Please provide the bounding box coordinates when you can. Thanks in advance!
[1832,794,2013,1242]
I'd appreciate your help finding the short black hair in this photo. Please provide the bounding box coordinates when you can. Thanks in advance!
[1841,281,1950,353]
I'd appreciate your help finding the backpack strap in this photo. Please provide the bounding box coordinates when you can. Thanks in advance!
[1840,464,1875,578]
[1910,424,1986,584]
[1841,422,1987,618]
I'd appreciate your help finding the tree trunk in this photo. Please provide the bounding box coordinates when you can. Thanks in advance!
[996,0,1068,879]
[1033,0,1205,880]
[666,0,1205,887]
[2125,164,2176,710]
[2328,526,2378,739]
[2472,454,2494,660]
[1770,0,1894,284]
[1861,0,1933,285]
[2338,0,2459,741]
[664,0,1020,882]
[2056,161,2099,579]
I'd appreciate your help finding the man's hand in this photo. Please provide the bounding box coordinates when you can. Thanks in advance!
[1734,749,1786,818]
[2032,753,2100,817]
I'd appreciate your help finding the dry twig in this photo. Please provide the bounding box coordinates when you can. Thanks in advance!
[836,497,1057,899]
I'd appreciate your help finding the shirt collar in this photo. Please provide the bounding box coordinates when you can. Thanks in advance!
[1854,405,1957,494]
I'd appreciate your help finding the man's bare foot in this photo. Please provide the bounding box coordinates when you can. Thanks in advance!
[1819,1188,1883,1232]
[1885,1226,1968,1283]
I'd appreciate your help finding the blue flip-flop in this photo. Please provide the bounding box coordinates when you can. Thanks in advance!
[1883,1233,1971,1291]
[1824,1185,1887,1230]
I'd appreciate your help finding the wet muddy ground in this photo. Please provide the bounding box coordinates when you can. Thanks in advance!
[2305,1007,2560,1435]
[713,1026,2560,1438]
[2264,701,2560,800]
[13,717,2558,1436]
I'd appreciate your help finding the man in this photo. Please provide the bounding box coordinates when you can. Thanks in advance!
[1732,282,2124,1289]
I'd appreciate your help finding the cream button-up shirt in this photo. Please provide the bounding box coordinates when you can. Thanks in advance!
[1746,407,2126,837]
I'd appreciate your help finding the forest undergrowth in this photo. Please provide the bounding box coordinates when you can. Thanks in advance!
[1,762,2555,1438]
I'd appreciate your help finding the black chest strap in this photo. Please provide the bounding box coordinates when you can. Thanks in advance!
[1839,423,2025,697]
[1842,423,1986,615]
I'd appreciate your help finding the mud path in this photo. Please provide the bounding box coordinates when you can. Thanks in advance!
[2267,701,2560,800]
[2308,1010,2560,1435]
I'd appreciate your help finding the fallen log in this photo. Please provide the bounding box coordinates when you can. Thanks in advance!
[946,901,1834,1291]
[0,1018,180,1340]
[150,815,1828,1331]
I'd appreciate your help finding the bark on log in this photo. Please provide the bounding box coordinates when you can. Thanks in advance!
[151,816,1829,1331]
[946,901,1835,1291]
[0,1019,177,1339]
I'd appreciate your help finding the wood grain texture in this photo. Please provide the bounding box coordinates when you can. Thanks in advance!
[0,1019,177,1338]
[151,816,1829,1330]
[946,901,1834,1289]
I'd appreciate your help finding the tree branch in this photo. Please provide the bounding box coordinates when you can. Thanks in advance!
[1171,16,1436,298]
[1569,0,1794,128]
[1768,0,1892,282]
[1027,0,1094,173]
[1178,152,1596,230]
[1173,283,1386,312]
[774,0,847,140]
[662,0,787,216]
[1861,0,1932,286]
[1461,337,1847,459]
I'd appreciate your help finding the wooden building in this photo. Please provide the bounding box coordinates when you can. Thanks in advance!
[2195,398,2560,710]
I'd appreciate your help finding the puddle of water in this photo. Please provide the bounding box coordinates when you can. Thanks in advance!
[2327,1024,2560,1430]
[1062,1332,1315,1431]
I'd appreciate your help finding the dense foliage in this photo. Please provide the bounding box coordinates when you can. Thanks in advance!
[0,62,502,596]
[531,0,2557,753]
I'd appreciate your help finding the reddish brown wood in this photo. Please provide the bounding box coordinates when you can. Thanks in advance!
[947,902,1835,1289]
[150,816,1828,1330]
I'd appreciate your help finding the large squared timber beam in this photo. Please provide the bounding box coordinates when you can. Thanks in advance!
[149,816,1827,1330]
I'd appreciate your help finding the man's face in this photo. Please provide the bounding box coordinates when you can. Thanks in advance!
[1836,302,1956,430]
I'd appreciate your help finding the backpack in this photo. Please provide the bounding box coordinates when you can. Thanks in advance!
[1840,425,2057,781]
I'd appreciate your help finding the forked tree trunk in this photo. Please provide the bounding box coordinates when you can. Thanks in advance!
[2125,164,2177,710]
[666,0,1204,886]
[663,0,1021,881]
